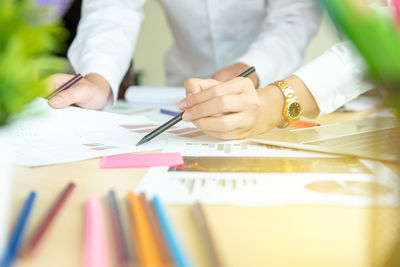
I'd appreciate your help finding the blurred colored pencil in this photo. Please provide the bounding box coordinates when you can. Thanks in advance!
[127,192,163,267]
[84,196,110,267]
[393,0,400,24]
[152,196,193,267]
[139,193,174,267]
[294,120,320,128]
[192,202,222,267]
[2,191,36,267]
[22,182,75,256]
[160,108,180,117]
[107,191,131,267]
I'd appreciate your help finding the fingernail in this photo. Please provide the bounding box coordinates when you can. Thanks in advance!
[178,100,187,110]
[183,111,192,121]
[50,96,63,105]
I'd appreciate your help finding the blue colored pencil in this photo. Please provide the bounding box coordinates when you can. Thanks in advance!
[160,108,181,117]
[1,191,36,267]
[152,196,193,267]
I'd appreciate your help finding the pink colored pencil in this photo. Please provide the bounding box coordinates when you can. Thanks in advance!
[84,196,110,267]
[393,0,400,24]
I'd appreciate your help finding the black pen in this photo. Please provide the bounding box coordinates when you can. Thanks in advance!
[136,66,256,146]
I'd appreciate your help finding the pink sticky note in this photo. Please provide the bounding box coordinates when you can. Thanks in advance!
[100,153,184,168]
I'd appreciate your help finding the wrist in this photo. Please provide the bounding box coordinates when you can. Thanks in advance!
[285,75,320,118]
[85,73,112,98]
[257,84,286,128]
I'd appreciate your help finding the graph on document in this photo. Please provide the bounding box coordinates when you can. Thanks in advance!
[170,176,259,195]
[183,141,277,154]
[168,156,372,173]
[164,140,338,158]
[120,124,205,138]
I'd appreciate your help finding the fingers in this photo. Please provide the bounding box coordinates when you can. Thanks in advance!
[182,95,244,121]
[183,78,221,95]
[178,78,222,110]
[179,78,220,110]
[191,112,250,133]
[46,73,76,94]
[48,84,92,109]
[179,77,253,111]
[47,73,111,110]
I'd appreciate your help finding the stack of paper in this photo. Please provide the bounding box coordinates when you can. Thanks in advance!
[12,98,201,167]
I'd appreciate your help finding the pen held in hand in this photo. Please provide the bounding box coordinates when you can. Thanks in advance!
[45,73,83,100]
[136,66,256,146]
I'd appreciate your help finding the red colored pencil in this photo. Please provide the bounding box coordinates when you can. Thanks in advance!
[22,182,76,256]
[45,73,83,100]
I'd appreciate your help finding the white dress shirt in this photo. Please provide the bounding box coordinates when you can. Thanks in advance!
[68,0,322,103]
[294,42,376,115]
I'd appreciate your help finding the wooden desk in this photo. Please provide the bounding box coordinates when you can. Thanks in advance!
[9,110,400,267]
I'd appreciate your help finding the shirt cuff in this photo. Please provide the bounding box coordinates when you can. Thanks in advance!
[294,43,375,114]
[237,50,278,88]
[68,53,127,107]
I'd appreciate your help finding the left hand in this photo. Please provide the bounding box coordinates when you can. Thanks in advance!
[178,77,281,140]
[212,62,259,88]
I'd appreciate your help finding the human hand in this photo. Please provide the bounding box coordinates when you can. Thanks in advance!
[212,62,259,88]
[47,73,112,110]
[178,77,285,139]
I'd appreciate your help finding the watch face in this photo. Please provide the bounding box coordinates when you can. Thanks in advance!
[288,102,301,119]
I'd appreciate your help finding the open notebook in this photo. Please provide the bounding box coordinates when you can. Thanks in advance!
[248,117,400,162]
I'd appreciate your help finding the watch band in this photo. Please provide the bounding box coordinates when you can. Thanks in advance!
[273,80,302,128]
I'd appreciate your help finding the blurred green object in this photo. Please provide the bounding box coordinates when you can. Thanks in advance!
[0,0,66,126]
[318,0,400,86]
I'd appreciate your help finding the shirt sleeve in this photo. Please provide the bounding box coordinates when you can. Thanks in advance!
[237,0,322,87]
[294,41,376,115]
[67,0,146,105]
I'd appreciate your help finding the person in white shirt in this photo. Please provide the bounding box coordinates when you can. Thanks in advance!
[47,0,322,110]
[177,41,376,139]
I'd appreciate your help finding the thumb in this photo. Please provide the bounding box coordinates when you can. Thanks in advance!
[46,73,76,95]
[184,78,221,95]
[48,83,87,109]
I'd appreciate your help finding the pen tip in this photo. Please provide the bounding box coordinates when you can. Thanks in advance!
[136,138,147,146]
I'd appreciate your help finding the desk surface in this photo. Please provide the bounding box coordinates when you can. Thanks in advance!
[9,110,400,267]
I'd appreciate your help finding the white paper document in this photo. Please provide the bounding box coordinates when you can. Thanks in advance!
[12,98,206,166]
[341,95,383,111]
[125,86,186,106]
[137,141,400,206]
[163,139,336,158]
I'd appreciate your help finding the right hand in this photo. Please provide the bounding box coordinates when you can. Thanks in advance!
[46,73,112,110]
[178,77,285,140]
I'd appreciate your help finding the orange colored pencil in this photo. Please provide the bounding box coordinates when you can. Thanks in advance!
[294,120,320,128]
[127,192,163,267]
[139,193,174,267]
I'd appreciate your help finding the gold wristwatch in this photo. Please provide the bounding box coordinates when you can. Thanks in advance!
[273,80,301,128]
